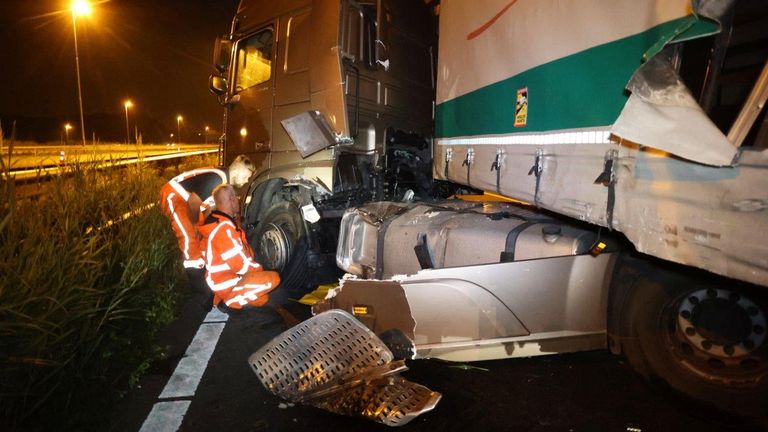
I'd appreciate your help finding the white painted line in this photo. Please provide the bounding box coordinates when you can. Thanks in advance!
[139,401,191,432]
[159,321,226,399]
[139,308,229,431]
[203,307,229,323]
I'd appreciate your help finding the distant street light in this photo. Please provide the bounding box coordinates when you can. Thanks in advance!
[64,123,73,144]
[123,100,133,144]
[176,115,183,143]
[204,125,210,144]
[71,0,92,147]
[240,127,248,149]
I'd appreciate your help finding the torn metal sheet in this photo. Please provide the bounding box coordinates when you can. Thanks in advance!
[611,55,737,166]
[323,252,614,362]
[286,174,333,196]
[314,278,418,359]
[249,310,440,427]
[611,0,735,166]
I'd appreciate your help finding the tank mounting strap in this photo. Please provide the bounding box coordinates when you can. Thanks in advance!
[500,221,539,262]
[414,233,435,270]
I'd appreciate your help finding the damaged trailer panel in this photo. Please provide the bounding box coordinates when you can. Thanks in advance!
[434,0,768,287]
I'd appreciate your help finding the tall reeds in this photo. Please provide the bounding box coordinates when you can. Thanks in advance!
[0,129,213,430]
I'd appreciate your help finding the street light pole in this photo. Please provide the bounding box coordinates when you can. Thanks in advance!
[176,115,183,144]
[124,100,133,144]
[71,1,91,147]
[204,126,209,144]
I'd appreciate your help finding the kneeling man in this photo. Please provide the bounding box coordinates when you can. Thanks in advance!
[201,183,280,309]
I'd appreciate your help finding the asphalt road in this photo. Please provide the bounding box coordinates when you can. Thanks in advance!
[111,287,767,432]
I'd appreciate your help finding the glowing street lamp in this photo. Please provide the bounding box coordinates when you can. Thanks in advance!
[204,125,210,144]
[72,0,92,16]
[64,123,73,144]
[71,0,92,146]
[123,100,133,144]
[176,115,183,143]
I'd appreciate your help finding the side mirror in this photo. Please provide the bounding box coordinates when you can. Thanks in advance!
[209,74,228,95]
[213,36,233,74]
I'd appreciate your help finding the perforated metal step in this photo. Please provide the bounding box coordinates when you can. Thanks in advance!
[249,310,441,426]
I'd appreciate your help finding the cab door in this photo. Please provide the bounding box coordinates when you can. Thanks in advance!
[227,26,275,169]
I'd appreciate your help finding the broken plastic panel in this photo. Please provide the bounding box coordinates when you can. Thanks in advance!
[281,111,339,158]
[248,310,441,427]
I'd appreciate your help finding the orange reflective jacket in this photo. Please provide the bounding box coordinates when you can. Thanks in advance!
[200,211,279,308]
[159,168,226,268]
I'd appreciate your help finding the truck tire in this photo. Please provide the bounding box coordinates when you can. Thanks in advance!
[620,261,767,418]
[242,178,286,227]
[251,201,305,273]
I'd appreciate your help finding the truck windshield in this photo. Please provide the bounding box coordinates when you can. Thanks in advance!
[234,28,274,92]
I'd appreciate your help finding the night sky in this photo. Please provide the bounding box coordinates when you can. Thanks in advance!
[0,0,239,142]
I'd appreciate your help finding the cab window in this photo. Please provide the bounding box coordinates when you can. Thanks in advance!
[234,28,274,92]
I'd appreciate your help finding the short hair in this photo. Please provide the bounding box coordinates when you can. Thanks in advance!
[211,183,235,207]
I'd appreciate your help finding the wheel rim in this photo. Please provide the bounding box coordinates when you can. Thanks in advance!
[258,223,292,271]
[670,287,767,382]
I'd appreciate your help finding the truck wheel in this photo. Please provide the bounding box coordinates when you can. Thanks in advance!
[251,201,305,273]
[242,178,286,227]
[621,265,767,417]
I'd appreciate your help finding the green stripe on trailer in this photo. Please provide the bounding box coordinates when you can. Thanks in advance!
[435,17,718,139]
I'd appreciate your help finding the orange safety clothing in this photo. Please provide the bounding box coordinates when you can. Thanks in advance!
[200,211,280,309]
[160,168,227,269]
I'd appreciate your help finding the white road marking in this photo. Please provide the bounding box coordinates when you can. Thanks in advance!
[159,322,226,399]
[139,401,191,432]
[203,307,229,323]
[140,308,228,431]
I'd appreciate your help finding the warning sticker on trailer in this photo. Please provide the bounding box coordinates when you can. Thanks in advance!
[514,87,528,128]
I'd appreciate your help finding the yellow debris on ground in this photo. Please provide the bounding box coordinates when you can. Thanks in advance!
[297,284,336,306]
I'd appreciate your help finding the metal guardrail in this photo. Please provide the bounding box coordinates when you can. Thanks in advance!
[7,148,219,202]
[7,148,218,181]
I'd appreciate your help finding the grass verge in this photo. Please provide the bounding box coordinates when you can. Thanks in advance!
[0,129,216,430]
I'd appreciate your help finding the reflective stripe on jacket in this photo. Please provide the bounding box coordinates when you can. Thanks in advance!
[159,168,226,268]
[203,211,262,292]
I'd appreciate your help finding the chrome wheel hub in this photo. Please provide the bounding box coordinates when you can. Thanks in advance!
[259,223,291,271]
[677,288,766,361]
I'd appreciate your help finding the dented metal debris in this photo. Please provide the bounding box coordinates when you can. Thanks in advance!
[248,310,441,427]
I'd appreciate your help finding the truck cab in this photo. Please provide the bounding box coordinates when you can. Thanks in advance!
[209,0,437,287]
